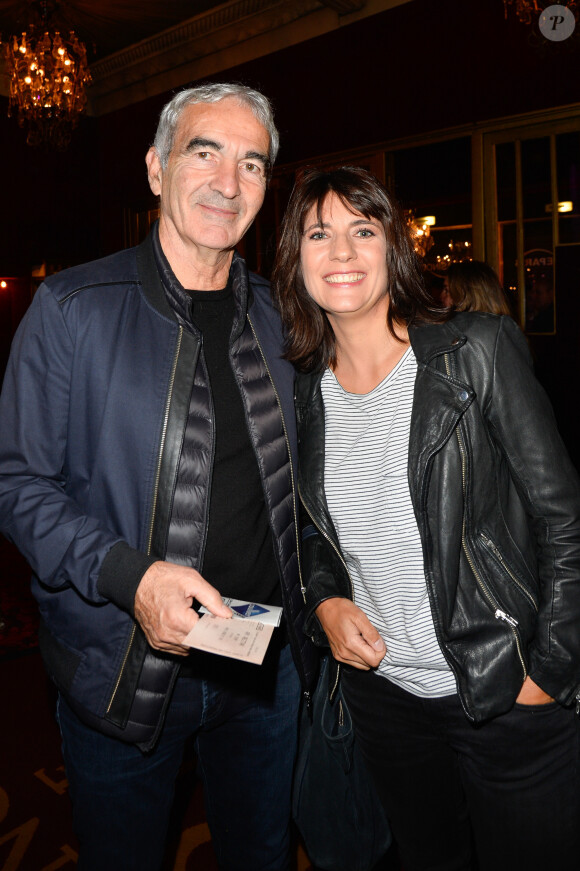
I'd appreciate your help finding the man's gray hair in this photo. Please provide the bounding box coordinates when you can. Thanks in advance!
[153,82,279,172]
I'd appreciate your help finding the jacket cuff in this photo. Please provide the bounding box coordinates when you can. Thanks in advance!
[304,592,348,647]
[304,606,328,647]
[97,541,157,617]
[527,661,580,708]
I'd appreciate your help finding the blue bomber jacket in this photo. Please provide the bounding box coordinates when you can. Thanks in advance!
[0,231,316,749]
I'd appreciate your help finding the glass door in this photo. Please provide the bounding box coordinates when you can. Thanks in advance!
[483,115,580,333]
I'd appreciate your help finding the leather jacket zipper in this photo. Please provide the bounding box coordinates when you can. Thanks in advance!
[106,327,183,715]
[444,353,527,682]
[297,485,352,701]
[479,532,538,612]
[247,314,306,603]
[298,487,355,602]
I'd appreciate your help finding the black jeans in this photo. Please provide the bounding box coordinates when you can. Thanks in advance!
[342,668,580,871]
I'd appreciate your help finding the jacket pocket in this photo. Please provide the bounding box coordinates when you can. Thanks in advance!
[478,531,539,614]
[464,534,530,683]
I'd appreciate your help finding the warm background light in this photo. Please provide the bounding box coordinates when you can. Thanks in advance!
[545,201,574,213]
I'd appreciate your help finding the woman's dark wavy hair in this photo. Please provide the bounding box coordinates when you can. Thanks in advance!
[271,165,446,373]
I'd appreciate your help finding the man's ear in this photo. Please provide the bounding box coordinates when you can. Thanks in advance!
[145,147,162,196]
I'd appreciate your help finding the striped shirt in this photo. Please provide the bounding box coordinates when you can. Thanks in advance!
[321,346,457,697]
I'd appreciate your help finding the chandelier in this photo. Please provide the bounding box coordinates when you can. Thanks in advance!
[434,240,473,270]
[503,0,580,25]
[2,1,91,149]
[406,213,435,259]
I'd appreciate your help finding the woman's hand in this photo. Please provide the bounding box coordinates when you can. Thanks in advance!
[316,597,386,670]
[516,676,554,705]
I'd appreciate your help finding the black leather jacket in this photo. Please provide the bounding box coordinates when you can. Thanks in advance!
[295,312,580,723]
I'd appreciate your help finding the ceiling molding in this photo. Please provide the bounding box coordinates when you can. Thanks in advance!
[87,0,316,115]
[319,0,367,12]
[0,0,413,113]
[90,0,302,83]
[87,0,412,116]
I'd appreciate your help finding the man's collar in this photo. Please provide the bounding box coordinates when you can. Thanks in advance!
[151,221,194,324]
[150,221,251,332]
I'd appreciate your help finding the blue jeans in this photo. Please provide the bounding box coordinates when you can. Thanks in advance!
[57,642,301,871]
[342,667,580,871]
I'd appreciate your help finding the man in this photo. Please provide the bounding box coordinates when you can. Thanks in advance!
[0,83,315,871]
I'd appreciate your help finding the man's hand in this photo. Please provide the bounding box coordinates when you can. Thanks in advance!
[134,561,232,656]
[516,676,554,705]
[316,598,386,670]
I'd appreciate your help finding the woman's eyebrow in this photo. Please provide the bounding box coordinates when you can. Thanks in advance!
[303,217,375,233]
[303,220,329,233]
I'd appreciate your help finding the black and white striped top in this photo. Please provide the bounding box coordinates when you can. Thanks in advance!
[321,346,457,698]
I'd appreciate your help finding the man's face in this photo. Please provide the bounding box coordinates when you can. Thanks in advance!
[146,97,270,258]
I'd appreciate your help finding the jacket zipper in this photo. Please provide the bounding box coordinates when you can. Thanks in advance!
[297,484,353,701]
[106,327,183,715]
[418,452,470,720]
[298,487,355,602]
[444,353,527,681]
[247,317,313,709]
[479,532,538,612]
[196,344,215,574]
[247,315,306,603]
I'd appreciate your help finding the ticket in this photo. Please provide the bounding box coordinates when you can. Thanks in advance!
[184,614,275,665]
[199,597,282,627]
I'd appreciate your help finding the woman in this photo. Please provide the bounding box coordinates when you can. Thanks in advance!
[442,259,512,315]
[272,166,580,871]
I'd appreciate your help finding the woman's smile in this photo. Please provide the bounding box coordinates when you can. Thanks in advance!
[323,271,367,284]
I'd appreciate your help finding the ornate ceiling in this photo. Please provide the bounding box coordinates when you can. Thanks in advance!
[0,0,412,114]
[0,1,222,60]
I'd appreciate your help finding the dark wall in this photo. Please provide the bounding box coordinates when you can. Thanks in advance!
[224,0,579,165]
[0,108,100,274]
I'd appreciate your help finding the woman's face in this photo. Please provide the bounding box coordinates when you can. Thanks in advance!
[299,193,389,325]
